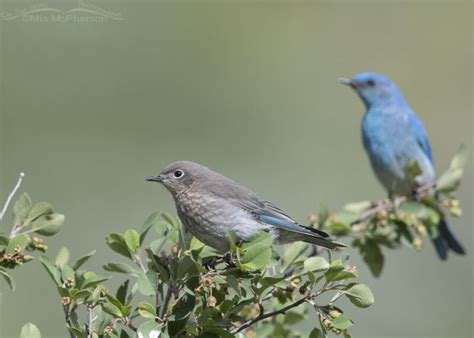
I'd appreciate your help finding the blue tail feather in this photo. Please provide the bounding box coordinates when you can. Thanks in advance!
[432,219,465,260]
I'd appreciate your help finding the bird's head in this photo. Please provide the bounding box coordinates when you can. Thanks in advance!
[146,161,205,196]
[338,72,402,109]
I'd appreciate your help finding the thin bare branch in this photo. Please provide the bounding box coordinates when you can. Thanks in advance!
[0,172,25,221]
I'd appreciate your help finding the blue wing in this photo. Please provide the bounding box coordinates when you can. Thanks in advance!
[408,111,433,164]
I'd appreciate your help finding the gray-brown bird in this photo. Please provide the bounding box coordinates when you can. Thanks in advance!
[147,161,345,252]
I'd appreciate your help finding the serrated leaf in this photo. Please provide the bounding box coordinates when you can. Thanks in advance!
[19,322,41,338]
[344,283,374,308]
[72,250,96,270]
[55,247,70,269]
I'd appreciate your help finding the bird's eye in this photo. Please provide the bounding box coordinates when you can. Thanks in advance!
[173,170,184,179]
[367,79,375,87]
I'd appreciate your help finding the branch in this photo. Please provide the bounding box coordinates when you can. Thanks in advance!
[0,172,25,221]
[231,288,325,334]
[350,181,436,228]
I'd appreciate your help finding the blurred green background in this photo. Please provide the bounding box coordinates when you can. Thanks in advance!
[0,0,472,337]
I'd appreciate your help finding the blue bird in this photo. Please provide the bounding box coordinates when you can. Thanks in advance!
[147,161,345,252]
[339,72,465,260]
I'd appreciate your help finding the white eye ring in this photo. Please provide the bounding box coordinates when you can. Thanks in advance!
[173,170,184,179]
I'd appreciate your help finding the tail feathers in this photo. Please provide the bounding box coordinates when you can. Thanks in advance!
[302,233,346,250]
[256,214,346,250]
[432,219,465,260]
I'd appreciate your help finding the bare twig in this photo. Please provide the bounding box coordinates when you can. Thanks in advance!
[160,284,174,318]
[0,172,25,221]
[87,305,97,338]
[63,305,75,338]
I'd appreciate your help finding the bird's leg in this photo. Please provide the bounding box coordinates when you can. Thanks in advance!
[203,256,222,270]
[223,251,236,268]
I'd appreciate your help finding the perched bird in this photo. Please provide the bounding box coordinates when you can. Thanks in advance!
[339,72,465,259]
[147,161,345,252]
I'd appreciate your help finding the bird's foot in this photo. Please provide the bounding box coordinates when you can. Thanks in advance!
[223,251,236,268]
[203,256,223,271]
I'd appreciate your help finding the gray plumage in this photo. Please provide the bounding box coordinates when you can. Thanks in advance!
[147,161,345,252]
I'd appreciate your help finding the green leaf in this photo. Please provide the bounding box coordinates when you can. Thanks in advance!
[331,315,353,330]
[437,145,468,193]
[39,256,61,286]
[281,242,308,272]
[398,202,440,226]
[72,250,96,270]
[171,293,195,320]
[140,212,160,245]
[0,268,15,290]
[138,302,157,319]
[343,283,375,308]
[324,259,345,282]
[405,160,423,183]
[343,200,371,213]
[296,256,330,277]
[81,272,110,289]
[26,202,54,224]
[19,322,41,338]
[0,233,9,246]
[309,328,324,338]
[67,327,84,338]
[103,262,138,275]
[61,265,75,283]
[33,214,65,236]
[6,234,29,254]
[331,210,359,225]
[13,193,32,225]
[102,302,123,319]
[106,233,132,258]
[55,247,70,269]
[116,279,130,305]
[239,231,273,271]
[124,229,140,254]
[137,320,162,337]
[359,240,384,278]
[137,272,156,296]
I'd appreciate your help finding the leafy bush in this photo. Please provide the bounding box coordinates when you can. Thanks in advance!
[1,146,467,337]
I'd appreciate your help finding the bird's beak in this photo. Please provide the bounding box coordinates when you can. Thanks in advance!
[337,77,355,87]
[146,175,163,183]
